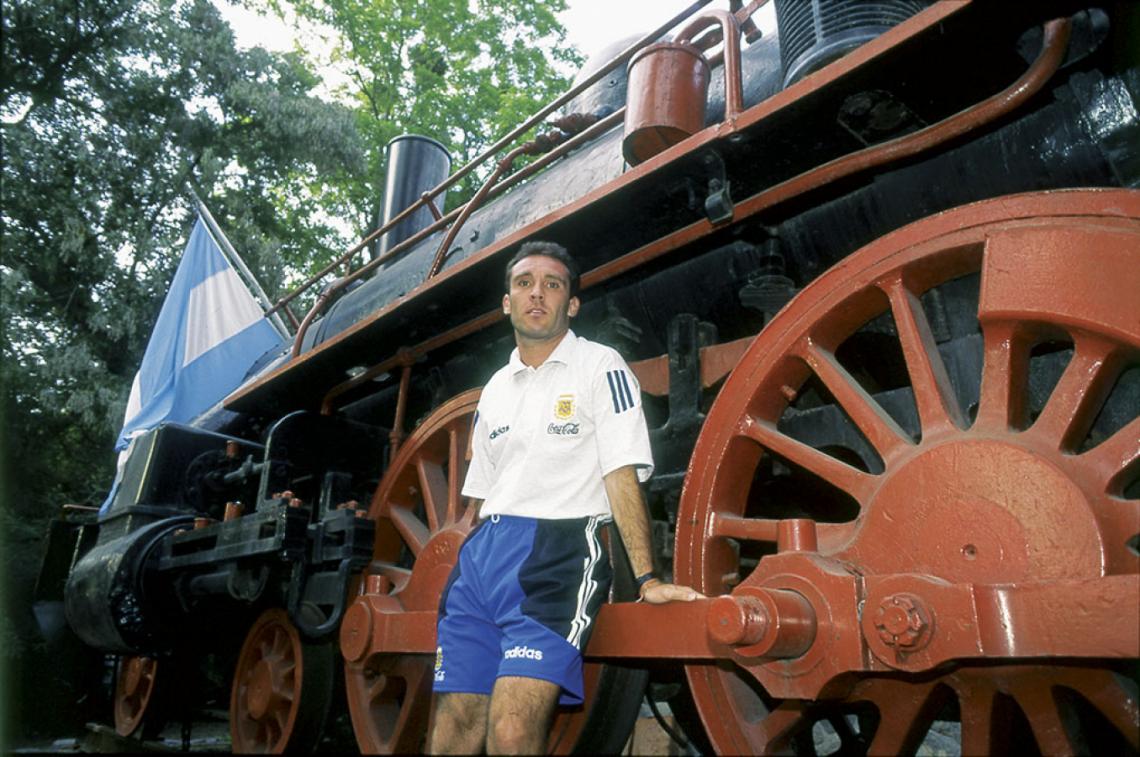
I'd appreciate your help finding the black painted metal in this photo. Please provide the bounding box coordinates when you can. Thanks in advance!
[377,135,452,258]
[774,0,932,87]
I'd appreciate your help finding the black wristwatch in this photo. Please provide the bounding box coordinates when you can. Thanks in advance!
[635,571,656,591]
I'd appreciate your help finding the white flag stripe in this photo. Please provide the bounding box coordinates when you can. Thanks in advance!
[124,372,142,422]
[182,266,266,368]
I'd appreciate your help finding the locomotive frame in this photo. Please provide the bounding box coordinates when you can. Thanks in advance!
[38,0,1140,753]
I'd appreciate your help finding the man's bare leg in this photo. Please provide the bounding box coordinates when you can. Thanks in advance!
[428,692,490,754]
[486,676,561,754]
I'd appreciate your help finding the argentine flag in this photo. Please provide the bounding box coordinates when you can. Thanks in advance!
[115,218,282,452]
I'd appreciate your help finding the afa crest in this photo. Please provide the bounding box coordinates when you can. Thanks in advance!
[555,394,576,420]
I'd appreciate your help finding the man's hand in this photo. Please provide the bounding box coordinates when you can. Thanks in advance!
[639,578,704,604]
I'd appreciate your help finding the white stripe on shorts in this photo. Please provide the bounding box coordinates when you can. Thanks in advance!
[566,515,606,648]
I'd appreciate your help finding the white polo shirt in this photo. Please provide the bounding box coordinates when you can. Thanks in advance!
[462,330,654,519]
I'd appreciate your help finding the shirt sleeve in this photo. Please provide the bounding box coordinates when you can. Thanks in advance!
[461,400,493,499]
[591,348,655,482]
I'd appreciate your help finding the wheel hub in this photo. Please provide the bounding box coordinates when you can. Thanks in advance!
[247,659,275,720]
[855,439,1102,582]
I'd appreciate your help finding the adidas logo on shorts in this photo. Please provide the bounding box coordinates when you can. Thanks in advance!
[503,645,544,661]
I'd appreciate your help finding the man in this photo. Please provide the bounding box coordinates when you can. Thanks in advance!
[428,241,702,754]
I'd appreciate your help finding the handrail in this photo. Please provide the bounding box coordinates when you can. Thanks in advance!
[676,10,744,118]
[273,1,715,323]
[314,16,1072,417]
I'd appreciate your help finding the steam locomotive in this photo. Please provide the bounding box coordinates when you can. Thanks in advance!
[36,0,1140,753]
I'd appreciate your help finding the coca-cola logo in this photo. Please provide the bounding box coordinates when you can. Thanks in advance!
[547,422,580,435]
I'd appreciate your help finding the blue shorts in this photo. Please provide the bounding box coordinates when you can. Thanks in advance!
[433,514,613,705]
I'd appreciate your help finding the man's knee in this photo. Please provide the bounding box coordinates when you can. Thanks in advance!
[488,712,544,754]
[436,692,486,726]
[429,692,489,754]
[486,677,560,753]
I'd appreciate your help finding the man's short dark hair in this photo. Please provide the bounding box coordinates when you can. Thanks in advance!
[504,241,580,297]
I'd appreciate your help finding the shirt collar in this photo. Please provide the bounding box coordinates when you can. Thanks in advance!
[509,329,577,374]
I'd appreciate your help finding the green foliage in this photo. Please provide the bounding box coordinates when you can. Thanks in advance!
[1,0,582,743]
[1,0,363,522]
[260,0,583,217]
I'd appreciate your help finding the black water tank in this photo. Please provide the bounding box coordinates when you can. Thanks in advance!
[378,135,451,257]
[775,0,931,88]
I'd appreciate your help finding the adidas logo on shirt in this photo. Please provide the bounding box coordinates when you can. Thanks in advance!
[503,645,544,661]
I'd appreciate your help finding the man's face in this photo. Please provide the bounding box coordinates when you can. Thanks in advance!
[503,254,579,342]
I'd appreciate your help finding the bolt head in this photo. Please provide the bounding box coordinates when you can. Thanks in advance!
[873,594,930,649]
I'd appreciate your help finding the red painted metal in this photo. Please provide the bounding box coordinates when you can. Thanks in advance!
[624,42,710,165]
[583,15,1070,289]
[673,189,1140,753]
[230,608,313,753]
[113,655,158,737]
[341,390,477,753]
[387,361,413,460]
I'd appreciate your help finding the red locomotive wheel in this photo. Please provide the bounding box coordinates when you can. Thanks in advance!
[113,655,159,737]
[343,389,646,754]
[230,607,335,753]
[343,390,481,754]
[677,189,1140,753]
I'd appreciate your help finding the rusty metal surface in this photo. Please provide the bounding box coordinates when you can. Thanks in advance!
[675,189,1140,753]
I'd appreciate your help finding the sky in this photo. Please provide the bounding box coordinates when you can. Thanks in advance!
[215,1,741,68]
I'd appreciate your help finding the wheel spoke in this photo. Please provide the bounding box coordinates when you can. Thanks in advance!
[1078,417,1140,495]
[974,321,1032,432]
[415,455,448,533]
[366,671,390,702]
[799,339,914,460]
[272,703,289,736]
[388,505,430,556]
[1014,685,1077,756]
[957,682,998,754]
[881,275,966,435]
[389,660,431,753]
[864,681,938,754]
[738,700,804,753]
[1030,336,1121,451]
[738,415,877,502]
[1087,493,1140,573]
[1067,673,1140,749]
[446,427,463,526]
[373,562,413,592]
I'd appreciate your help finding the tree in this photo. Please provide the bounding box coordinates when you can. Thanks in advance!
[1,0,583,741]
[1,0,362,740]
[260,0,583,231]
[1,0,363,508]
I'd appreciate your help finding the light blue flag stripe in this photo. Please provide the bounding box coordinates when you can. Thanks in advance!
[102,218,282,514]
